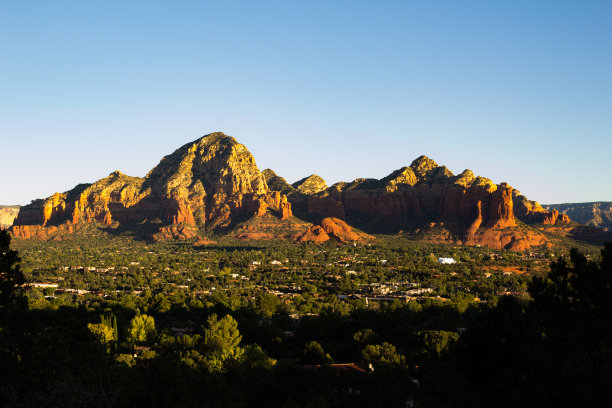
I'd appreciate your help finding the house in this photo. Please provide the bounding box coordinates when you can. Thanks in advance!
[437,257,456,264]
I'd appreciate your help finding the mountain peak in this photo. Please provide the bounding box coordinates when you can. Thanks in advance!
[145,132,268,197]
[263,169,295,195]
[292,174,327,195]
[410,155,439,176]
[193,132,235,147]
[381,167,417,190]
[454,169,475,187]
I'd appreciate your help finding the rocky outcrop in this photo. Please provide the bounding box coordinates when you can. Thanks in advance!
[291,156,517,245]
[464,228,546,251]
[298,225,330,243]
[262,169,295,195]
[512,191,571,225]
[298,217,373,243]
[544,202,612,231]
[0,206,20,229]
[151,223,200,242]
[12,132,586,250]
[12,132,293,240]
[193,237,217,246]
[10,224,86,240]
[292,174,327,195]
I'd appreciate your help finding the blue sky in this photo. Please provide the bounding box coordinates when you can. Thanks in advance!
[1,0,610,205]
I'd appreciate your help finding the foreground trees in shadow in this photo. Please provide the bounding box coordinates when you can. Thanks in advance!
[2,229,612,407]
[421,243,612,407]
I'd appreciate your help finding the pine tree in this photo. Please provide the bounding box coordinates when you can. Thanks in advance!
[112,314,118,342]
[0,230,26,313]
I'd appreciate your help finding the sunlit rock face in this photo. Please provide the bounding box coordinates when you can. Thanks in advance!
[288,156,516,236]
[0,206,20,229]
[280,155,578,250]
[12,132,292,240]
[11,132,584,250]
[298,217,373,243]
[543,201,612,231]
[513,191,571,225]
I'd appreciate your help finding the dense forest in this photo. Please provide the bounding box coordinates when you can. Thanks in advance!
[1,230,611,407]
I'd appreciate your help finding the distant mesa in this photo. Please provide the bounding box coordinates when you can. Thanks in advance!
[0,205,20,229]
[544,202,612,231]
[9,131,609,249]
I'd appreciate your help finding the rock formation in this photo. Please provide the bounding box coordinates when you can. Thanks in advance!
[12,131,595,250]
[288,156,518,243]
[512,191,571,225]
[298,217,373,243]
[544,202,612,231]
[280,156,582,249]
[292,174,328,195]
[12,133,292,240]
[0,206,20,229]
[262,169,295,195]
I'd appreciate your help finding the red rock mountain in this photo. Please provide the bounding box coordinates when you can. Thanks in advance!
[267,156,574,249]
[12,133,292,240]
[298,217,374,243]
[11,132,583,249]
[0,206,20,229]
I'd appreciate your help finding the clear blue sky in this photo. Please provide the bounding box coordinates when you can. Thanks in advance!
[1,0,610,205]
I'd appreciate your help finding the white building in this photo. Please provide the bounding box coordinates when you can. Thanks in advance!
[437,257,456,264]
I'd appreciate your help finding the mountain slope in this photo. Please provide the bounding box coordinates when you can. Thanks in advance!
[12,133,292,240]
[544,202,612,231]
[10,131,601,250]
[281,156,565,249]
[0,205,20,229]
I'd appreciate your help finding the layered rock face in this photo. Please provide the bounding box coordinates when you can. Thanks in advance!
[278,156,580,249]
[544,202,612,231]
[292,174,328,195]
[513,192,571,225]
[298,217,373,243]
[12,132,584,249]
[0,206,20,229]
[262,169,295,195]
[289,156,518,243]
[12,133,292,240]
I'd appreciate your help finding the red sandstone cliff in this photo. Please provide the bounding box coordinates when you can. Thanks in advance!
[12,133,589,250]
[12,133,292,241]
[288,157,518,245]
[512,191,571,225]
[298,217,373,243]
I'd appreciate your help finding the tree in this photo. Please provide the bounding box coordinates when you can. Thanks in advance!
[87,323,115,352]
[303,341,333,364]
[127,313,156,345]
[420,245,612,407]
[530,244,612,337]
[527,243,612,406]
[100,313,118,342]
[353,328,378,345]
[0,230,27,383]
[417,330,459,358]
[0,230,26,312]
[361,342,405,368]
[253,292,279,318]
[203,314,241,353]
